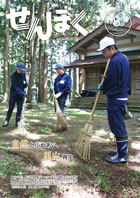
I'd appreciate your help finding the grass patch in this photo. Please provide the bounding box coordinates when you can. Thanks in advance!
[25,189,52,198]
[0,156,26,176]
[40,126,52,133]
[94,175,110,192]
[132,171,140,183]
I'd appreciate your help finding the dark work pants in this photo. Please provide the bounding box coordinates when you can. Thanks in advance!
[57,96,67,115]
[107,97,127,138]
[6,96,24,121]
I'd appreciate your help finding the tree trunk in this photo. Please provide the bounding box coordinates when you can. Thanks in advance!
[28,36,38,102]
[0,60,2,97]
[43,1,50,102]
[27,0,45,102]
[38,39,43,102]
[43,41,49,101]
[27,2,34,102]
[2,0,10,103]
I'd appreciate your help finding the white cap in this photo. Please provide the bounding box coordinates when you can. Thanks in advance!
[97,37,115,52]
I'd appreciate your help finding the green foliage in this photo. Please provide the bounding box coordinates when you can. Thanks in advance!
[137,187,140,198]
[87,166,110,192]
[68,161,76,174]
[132,170,140,183]
[0,156,26,176]
[94,175,110,192]
[25,189,52,198]
[52,165,61,171]
[40,126,52,133]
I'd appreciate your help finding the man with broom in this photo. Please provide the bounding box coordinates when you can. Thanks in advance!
[2,62,27,128]
[54,63,71,132]
[97,37,130,163]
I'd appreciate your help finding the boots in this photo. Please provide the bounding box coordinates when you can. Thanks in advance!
[2,119,9,127]
[109,150,117,156]
[106,139,128,163]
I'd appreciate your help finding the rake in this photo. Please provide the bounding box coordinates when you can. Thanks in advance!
[75,59,110,162]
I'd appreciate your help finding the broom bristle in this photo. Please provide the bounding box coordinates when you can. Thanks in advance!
[75,122,93,162]
[83,122,93,135]
[0,146,43,166]
[55,101,67,130]
[56,109,67,129]
[18,118,25,131]
[75,134,91,161]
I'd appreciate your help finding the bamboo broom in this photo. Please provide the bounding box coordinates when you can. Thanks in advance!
[0,146,42,166]
[17,76,29,131]
[51,83,67,132]
[17,94,27,131]
[75,59,110,162]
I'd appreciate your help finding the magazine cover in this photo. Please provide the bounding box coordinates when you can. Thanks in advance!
[0,0,140,197]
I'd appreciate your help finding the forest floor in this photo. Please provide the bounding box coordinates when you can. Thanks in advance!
[0,102,140,198]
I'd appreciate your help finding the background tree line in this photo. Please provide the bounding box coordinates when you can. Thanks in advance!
[0,0,139,103]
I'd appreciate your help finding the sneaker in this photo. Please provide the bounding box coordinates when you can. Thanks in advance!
[2,120,9,127]
[63,129,68,132]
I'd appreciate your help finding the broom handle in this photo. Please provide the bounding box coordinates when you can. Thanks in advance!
[50,79,61,112]
[21,74,29,119]
[88,59,110,123]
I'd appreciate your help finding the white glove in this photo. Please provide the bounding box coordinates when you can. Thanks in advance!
[54,92,61,98]
[50,85,54,89]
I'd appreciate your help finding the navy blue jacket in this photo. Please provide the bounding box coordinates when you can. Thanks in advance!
[10,71,27,98]
[102,51,130,98]
[54,72,71,97]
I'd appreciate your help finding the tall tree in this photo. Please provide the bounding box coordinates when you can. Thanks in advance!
[43,1,50,102]
[2,0,10,103]
[27,0,45,102]
[38,39,43,102]
[43,40,49,101]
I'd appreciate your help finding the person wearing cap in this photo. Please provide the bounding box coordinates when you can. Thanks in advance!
[97,37,130,163]
[2,62,27,127]
[54,63,71,132]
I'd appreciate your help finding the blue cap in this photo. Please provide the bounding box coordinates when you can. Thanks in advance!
[14,62,26,72]
[55,63,64,69]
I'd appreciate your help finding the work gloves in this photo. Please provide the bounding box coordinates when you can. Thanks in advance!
[54,92,61,98]
[97,84,103,90]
